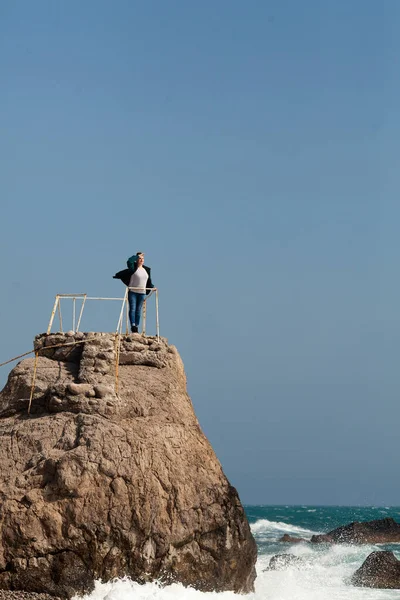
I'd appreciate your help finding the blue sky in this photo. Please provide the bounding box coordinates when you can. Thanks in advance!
[1,0,399,505]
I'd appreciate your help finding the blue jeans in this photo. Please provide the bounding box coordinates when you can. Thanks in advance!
[128,291,146,328]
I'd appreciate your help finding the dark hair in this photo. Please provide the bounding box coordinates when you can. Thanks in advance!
[136,251,144,256]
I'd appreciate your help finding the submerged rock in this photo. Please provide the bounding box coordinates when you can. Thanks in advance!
[279,534,307,543]
[0,332,257,598]
[265,553,304,570]
[351,551,400,589]
[311,518,400,544]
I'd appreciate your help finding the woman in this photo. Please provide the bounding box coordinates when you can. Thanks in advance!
[113,252,154,333]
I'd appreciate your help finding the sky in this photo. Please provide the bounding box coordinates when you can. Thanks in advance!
[1,0,399,506]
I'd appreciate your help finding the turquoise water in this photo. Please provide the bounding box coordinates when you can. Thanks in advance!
[78,505,400,599]
[247,504,400,531]
[247,504,400,555]
[247,505,400,600]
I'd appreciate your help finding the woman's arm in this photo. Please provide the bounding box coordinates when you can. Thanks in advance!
[127,254,138,270]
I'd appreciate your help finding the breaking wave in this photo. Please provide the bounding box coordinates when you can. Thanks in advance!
[250,518,319,538]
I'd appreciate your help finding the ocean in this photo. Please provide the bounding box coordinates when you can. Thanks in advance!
[75,505,400,600]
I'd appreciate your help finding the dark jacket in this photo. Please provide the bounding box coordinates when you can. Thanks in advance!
[113,255,154,295]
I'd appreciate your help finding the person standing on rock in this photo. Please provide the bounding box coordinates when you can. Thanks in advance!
[113,252,154,333]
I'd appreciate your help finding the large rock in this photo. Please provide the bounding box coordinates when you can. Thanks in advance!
[0,332,257,598]
[351,551,400,589]
[311,518,400,544]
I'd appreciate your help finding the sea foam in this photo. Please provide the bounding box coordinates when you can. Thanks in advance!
[75,568,398,600]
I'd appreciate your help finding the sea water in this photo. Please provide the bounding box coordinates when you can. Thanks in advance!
[75,506,400,600]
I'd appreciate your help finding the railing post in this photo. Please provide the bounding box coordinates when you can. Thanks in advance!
[155,289,160,342]
[47,295,59,334]
[142,300,147,335]
[57,298,63,332]
[76,294,87,332]
[72,297,76,332]
[116,288,128,333]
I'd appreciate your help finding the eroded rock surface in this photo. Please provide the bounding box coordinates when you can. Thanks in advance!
[0,332,257,598]
[351,551,400,589]
[0,592,58,600]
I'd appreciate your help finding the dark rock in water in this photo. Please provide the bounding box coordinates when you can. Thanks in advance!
[311,518,400,544]
[280,534,308,543]
[0,333,257,598]
[351,551,400,589]
[265,553,304,571]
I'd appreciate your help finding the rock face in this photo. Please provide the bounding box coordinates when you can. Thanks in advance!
[0,593,58,600]
[0,332,257,598]
[351,551,400,589]
[310,518,400,544]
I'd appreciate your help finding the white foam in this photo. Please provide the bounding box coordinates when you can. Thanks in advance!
[73,578,256,600]
[74,569,399,600]
[250,518,319,537]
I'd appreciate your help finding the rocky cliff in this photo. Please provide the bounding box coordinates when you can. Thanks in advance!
[0,332,257,598]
